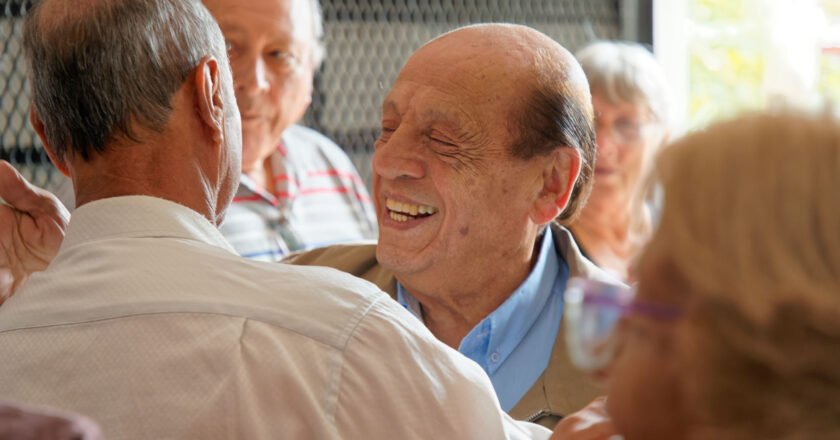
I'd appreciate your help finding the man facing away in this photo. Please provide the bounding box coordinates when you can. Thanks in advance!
[0,0,559,438]
[48,0,378,261]
[285,24,624,427]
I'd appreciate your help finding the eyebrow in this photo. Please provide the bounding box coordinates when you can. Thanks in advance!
[380,98,482,143]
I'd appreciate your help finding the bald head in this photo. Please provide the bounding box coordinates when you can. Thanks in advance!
[424,24,589,90]
[398,23,596,222]
[413,24,591,106]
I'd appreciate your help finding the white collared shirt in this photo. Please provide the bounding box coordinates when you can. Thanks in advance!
[0,196,547,439]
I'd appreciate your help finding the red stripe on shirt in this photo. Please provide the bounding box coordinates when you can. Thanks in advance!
[233,194,263,203]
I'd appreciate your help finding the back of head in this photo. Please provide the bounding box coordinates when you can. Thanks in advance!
[24,0,231,162]
[576,41,671,127]
[649,112,840,438]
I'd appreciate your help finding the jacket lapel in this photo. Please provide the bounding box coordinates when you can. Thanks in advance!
[508,224,617,426]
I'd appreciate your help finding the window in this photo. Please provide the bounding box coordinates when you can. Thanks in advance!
[656,0,835,132]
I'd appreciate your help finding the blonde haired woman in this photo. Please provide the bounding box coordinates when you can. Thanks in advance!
[571,41,670,280]
[564,112,840,439]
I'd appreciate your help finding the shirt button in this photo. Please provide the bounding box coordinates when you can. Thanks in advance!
[489,352,501,363]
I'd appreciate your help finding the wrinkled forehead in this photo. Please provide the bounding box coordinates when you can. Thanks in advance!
[384,55,523,141]
[204,0,311,39]
[391,39,526,109]
[380,88,486,142]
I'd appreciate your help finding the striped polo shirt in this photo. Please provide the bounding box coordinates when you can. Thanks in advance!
[220,125,377,261]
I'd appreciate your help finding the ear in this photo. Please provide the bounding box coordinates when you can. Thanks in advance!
[529,147,582,225]
[30,106,70,177]
[194,56,225,146]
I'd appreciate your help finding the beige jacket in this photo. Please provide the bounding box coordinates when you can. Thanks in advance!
[285,223,621,428]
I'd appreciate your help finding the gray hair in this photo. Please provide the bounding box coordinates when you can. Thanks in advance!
[576,41,671,127]
[24,0,232,161]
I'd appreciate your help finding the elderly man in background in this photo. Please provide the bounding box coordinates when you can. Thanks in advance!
[288,23,622,427]
[210,0,377,260]
[0,0,584,437]
[48,0,377,261]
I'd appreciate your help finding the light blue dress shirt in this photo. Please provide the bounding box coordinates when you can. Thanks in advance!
[397,227,569,411]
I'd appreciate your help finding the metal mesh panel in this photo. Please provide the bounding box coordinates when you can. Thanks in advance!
[1,1,61,190]
[308,0,620,186]
[0,0,620,192]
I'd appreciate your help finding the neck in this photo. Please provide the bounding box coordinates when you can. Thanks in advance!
[243,155,275,193]
[573,213,632,248]
[571,198,650,279]
[413,289,512,348]
[577,192,634,236]
[70,140,220,225]
[401,232,542,349]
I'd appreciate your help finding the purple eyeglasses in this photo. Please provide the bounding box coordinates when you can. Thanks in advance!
[564,277,682,372]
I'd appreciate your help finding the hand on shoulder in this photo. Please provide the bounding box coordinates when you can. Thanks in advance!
[0,161,69,303]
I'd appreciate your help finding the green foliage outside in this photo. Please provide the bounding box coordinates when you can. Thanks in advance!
[688,0,764,129]
[819,55,840,106]
[687,0,840,129]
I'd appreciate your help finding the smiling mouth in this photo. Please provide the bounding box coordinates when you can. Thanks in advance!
[386,198,438,222]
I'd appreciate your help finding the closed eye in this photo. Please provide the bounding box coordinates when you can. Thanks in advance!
[428,129,458,148]
[375,126,397,146]
[430,137,456,147]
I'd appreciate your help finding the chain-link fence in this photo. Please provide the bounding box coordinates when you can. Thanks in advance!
[1,0,621,194]
[0,1,59,190]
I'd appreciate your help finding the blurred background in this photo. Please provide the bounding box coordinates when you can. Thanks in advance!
[2,0,839,192]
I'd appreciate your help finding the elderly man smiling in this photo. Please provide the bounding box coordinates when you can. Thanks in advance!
[287,23,622,427]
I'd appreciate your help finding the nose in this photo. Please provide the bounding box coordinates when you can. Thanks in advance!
[235,54,270,98]
[372,128,426,181]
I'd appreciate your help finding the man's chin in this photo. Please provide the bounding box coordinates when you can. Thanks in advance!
[375,243,429,276]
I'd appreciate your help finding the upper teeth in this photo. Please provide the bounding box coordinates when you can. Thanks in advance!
[386,198,438,216]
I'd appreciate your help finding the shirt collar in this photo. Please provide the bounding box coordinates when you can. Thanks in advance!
[396,282,423,320]
[396,227,561,373]
[236,173,279,205]
[477,226,560,373]
[61,195,237,255]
